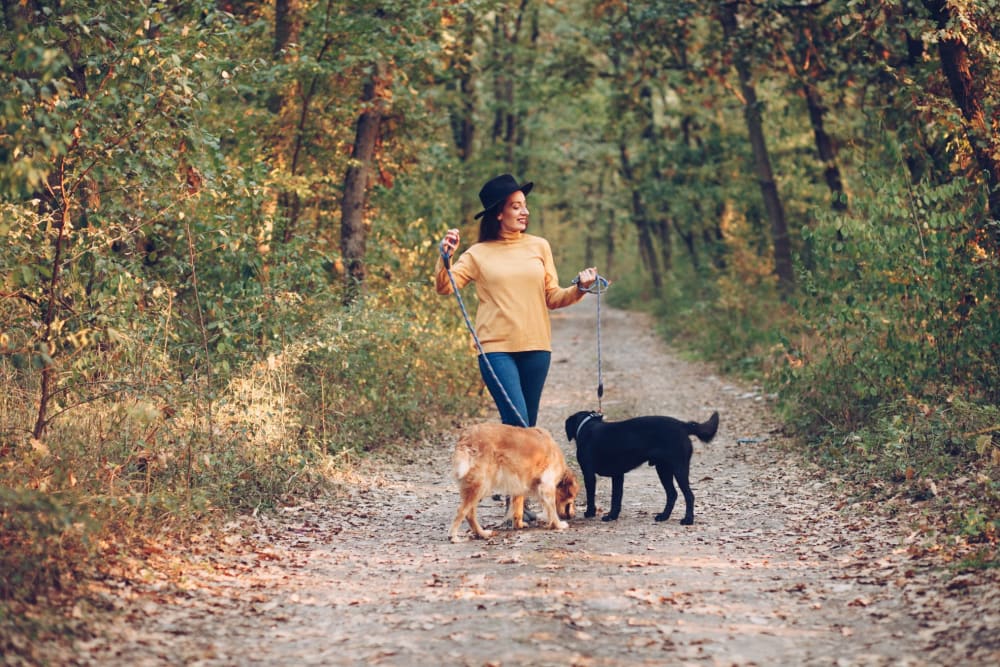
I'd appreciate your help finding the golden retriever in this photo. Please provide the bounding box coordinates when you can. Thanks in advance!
[449,423,578,543]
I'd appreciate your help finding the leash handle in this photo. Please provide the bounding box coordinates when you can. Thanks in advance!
[572,274,610,294]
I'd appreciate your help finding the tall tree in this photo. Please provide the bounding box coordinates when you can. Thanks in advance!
[489,1,532,171]
[620,139,664,292]
[446,7,479,216]
[922,0,1000,242]
[450,9,477,165]
[789,19,848,211]
[273,0,305,240]
[341,67,385,305]
[718,1,794,294]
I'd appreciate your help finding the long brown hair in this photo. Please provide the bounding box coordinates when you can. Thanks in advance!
[477,204,503,242]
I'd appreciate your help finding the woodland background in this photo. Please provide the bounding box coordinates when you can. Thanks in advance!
[1,0,998,641]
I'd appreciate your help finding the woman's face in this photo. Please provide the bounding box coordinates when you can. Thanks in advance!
[498,191,529,234]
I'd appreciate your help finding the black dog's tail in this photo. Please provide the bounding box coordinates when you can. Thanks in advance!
[688,411,719,443]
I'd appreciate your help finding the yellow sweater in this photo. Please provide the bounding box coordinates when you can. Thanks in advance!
[435,231,585,353]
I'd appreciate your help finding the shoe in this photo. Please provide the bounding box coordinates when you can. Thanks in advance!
[502,496,537,523]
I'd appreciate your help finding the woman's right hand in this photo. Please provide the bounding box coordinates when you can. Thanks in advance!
[441,228,460,257]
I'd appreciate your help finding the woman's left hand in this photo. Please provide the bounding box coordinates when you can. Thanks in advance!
[576,267,598,290]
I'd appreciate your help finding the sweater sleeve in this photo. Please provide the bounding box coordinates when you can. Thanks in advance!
[540,239,586,309]
[435,250,477,294]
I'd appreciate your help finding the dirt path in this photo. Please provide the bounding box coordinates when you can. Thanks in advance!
[66,303,997,666]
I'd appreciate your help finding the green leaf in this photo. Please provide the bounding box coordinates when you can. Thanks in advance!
[19,265,36,287]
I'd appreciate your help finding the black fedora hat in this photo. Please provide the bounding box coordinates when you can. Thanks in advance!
[474,174,534,219]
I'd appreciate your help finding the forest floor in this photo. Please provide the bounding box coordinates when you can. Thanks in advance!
[30,302,1000,666]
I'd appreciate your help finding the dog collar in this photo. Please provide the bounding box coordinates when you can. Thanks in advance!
[575,413,601,441]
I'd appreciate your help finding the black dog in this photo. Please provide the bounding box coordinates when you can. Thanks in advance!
[565,410,719,525]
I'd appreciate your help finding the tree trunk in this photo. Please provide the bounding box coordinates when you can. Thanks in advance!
[491,2,529,169]
[34,167,72,439]
[513,5,539,177]
[605,206,616,280]
[719,2,794,295]
[599,169,616,279]
[792,23,847,212]
[491,11,507,146]
[923,0,1000,238]
[675,219,700,270]
[273,0,305,242]
[448,9,477,215]
[450,10,476,164]
[341,73,383,305]
[707,201,728,270]
[447,10,477,218]
[803,81,847,211]
[635,215,661,293]
[274,0,300,57]
[620,141,662,293]
[656,218,673,273]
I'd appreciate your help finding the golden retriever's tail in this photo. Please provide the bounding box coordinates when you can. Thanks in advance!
[453,443,474,481]
[689,411,720,442]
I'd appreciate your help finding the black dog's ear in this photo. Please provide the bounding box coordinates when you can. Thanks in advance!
[565,412,582,442]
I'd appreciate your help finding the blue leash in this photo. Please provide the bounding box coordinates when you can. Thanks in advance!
[572,274,610,412]
[440,244,529,427]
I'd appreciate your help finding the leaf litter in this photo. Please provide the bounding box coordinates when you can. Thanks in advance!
[27,303,1000,666]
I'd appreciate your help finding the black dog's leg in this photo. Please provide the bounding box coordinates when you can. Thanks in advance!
[603,474,624,521]
[654,463,677,522]
[675,467,695,525]
[584,473,597,518]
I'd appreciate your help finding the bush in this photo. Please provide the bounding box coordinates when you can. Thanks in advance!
[783,175,1000,433]
[294,283,485,455]
[0,485,92,603]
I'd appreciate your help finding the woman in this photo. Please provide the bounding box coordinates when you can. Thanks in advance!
[435,173,598,430]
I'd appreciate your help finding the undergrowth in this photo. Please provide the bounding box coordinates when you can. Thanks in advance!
[612,190,1000,569]
[0,281,483,612]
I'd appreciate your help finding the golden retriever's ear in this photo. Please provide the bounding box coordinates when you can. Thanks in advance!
[558,470,579,494]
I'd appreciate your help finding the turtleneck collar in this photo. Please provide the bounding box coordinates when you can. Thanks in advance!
[498,228,522,242]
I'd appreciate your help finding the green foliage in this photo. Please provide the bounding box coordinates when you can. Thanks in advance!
[296,289,484,456]
[2,0,999,609]
[781,172,999,434]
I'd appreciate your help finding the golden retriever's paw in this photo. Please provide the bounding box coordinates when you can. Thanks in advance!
[478,529,495,539]
[555,520,569,530]
[450,534,469,543]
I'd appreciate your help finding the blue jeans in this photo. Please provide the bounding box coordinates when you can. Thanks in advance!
[478,351,551,427]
